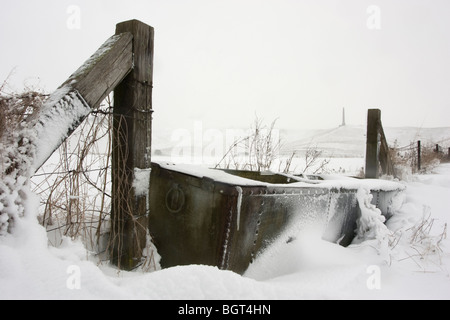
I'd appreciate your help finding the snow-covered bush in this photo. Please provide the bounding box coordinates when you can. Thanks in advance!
[0,85,47,235]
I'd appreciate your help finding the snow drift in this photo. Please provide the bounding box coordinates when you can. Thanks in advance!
[1,163,449,299]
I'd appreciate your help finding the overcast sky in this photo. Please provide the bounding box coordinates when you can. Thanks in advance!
[1,0,450,132]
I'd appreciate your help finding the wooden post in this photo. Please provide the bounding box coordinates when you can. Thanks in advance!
[417,140,421,171]
[365,109,381,179]
[111,20,154,270]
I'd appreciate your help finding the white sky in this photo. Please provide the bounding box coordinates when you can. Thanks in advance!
[1,0,450,132]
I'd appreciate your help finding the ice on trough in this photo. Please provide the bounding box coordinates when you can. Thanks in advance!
[148,161,405,275]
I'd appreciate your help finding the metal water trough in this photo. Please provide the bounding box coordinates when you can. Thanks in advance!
[149,162,405,275]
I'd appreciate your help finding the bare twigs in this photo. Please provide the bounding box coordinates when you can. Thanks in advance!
[394,207,448,273]
[302,144,331,174]
[31,97,113,251]
[216,116,281,172]
[405,212,447,267]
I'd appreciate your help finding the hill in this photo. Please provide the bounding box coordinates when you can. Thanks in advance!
[280,125,450,158]
[151,124,450,166]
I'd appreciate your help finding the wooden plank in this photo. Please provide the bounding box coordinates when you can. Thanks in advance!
[59,32,134,108]
[378,120,395,176]
[25,32,133,173]
[111,20,154,270]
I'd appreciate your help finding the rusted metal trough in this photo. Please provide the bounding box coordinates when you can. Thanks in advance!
[148,162,405,275]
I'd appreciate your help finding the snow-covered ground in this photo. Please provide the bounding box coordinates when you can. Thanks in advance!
[1,159,449,300]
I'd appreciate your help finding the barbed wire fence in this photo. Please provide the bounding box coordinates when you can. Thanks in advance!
[1,80,158,271]
[390,138,450,175]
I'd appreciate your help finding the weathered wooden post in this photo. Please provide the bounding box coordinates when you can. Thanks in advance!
[365,109,395,178]
[111,20,154,270]
[417,140,421,171]
[365,109,381,179]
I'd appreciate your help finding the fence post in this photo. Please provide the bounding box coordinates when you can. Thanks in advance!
[417,140,421,171]
[111,20,154,270]
[365,109,381,178]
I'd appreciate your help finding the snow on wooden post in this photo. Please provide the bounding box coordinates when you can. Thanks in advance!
[111,20,154,271]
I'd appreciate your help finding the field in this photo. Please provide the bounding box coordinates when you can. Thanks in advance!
[1,123,449,300]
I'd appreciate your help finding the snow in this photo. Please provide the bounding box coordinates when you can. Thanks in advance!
[1,161,450,300]
[66,34,124,84]
[157,161,405,194]
[157,162,267,186]
[30,89,91,174]
[354,188,388,242]
[133,168,151,197]
[279,125,450,159]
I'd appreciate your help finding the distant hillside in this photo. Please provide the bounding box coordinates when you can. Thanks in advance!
[280,126,366,158]
[384,127,450,149]
[152,125,450,159]
[280,125,450,158]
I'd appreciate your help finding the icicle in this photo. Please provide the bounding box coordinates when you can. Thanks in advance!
[236,186,243,231]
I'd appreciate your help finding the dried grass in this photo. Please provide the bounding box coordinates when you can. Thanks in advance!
[397,208,448,273]
[30,94,157,271]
